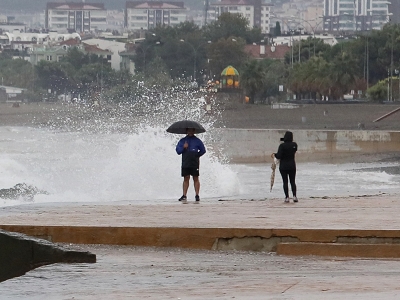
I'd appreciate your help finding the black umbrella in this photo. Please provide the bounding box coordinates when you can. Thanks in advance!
[166,120,206,134]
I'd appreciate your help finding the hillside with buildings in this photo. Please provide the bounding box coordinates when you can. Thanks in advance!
[0,0,397,36]
[0,0,397,106]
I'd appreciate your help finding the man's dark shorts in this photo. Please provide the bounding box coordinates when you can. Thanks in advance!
[181,167,199,177]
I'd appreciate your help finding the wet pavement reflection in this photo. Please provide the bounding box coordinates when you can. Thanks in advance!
[2,244,400,299]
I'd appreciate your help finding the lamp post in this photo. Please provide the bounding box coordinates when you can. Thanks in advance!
[395,69,400,101]
[390,31,394,101]
[288,19,303,63]
[180,39,211,82]
[290,16,324,57]
[388,68,390,102]
[366,34,369,90]
[290,30,294,67]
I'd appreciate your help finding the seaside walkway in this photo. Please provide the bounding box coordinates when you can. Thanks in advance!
[1,194,400,256]
[2,194,400,299]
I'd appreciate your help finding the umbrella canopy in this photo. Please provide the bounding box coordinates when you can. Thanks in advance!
[270,157,279,192]
[221,65,239,76]
[166,120,206,134]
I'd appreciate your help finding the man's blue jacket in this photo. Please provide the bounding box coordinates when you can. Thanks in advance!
[176,135,206,168]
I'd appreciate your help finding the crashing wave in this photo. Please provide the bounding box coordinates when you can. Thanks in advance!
[0,183,49,201]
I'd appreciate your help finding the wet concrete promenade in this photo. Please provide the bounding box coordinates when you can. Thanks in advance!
[1,194,400,229]
[1,194,400,299]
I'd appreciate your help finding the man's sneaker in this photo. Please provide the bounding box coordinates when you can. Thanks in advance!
[284,197,290,203]
[195,195,200,203]
[179,195,187,203]
[293,196,298,203]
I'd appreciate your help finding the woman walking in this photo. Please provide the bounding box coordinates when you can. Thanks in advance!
[272,131,298,203]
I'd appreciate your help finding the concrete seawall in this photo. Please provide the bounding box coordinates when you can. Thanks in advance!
[2,195,400,259]
[0,230,96,282]
[214,129,400,163]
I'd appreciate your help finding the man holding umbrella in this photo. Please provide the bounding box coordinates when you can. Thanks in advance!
[167,120,207,203]
[175,127,206,204]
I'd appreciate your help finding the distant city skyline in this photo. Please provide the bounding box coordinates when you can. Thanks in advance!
[0,0,396,35]
[0,0,202,12]
[323,0,393,32]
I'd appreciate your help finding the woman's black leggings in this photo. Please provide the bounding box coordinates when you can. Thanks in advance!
[279,169,296,198]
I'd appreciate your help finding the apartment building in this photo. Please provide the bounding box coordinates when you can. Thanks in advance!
[388,1,400,24]
[323,0,391,32]
[209,0,273,34]
[125,1,187,31]
[30,42,112,66]
[46,2,107,33]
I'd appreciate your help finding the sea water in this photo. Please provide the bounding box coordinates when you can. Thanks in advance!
[1,124,400,207]
[230,161,400,200]
[0,89,240,206]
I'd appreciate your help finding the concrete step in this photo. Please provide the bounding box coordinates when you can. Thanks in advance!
[3,224,400,258]
[277,242,400,258]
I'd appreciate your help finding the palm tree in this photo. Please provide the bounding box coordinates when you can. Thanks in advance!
[240,59,267,103]
[328,52,358,99]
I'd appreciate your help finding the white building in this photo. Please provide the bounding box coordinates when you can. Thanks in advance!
[125,1,187,31]
[45,2,107,33]
[323,0,391,32]
[0,22,26,33]
[272,34,338,47]
[0,31,80,45]
[0,30,81,60]
[83,38,126,70]
[29,41,112,66]
[0,85,27,103]
[209,0,273,34]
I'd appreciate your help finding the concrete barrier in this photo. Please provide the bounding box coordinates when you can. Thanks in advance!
[0,229,96,282]
[3,225,400,258]
[213,129,400,163]
[277,243,400,258]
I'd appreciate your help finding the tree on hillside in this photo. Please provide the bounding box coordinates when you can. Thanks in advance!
[0,57,33,89]
[274,22,281,37]
[376,24,400,85]
[34,61,73,95]
[74,62,115,97]
[61,47,106,70]
[175,21,202,38]
[144,23,210,82]
[207,37,248,79]
[145,56,172,89]
[203,12,263,44]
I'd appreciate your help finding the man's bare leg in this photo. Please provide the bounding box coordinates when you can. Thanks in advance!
[193,176,200,196]
[182,175,190,196]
